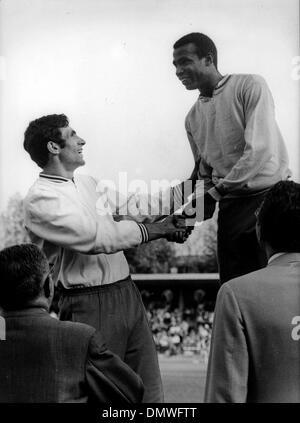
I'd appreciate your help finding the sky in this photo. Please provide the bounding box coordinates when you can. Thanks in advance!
[0,0,299,211]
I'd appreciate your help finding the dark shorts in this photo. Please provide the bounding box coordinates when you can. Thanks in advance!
[217,190,269,284]
[58,276,164,403]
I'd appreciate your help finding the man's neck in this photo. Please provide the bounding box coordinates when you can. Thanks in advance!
[265,244,286,263]
[43,163,74,180]
[199,71,224,97]
[27,297,50,312]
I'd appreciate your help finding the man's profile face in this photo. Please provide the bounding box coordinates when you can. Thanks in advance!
[173,43,209,91]
[58,126,86,169]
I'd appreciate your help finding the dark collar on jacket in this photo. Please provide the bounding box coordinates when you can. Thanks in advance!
[1,306,49,318]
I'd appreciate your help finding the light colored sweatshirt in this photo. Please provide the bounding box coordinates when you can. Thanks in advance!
[185,74,291,200]
[24,173,179,288]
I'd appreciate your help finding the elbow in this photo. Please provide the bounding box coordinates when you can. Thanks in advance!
[85,240,119,255]
[88,234,127,255]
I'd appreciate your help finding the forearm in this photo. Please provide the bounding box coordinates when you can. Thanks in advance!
[144,216,190,244]
[91,219,145,254]
[214,145,272,197]
[143,222,167,242]
[26,206,143,255]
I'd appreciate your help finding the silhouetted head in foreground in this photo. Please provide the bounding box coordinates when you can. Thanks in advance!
[256,180,300,257]
[0,244,53,311]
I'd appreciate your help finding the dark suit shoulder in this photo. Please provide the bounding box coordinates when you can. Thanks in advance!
[17,313,97,346]
[48,317,97,347]
[56,318,96,337]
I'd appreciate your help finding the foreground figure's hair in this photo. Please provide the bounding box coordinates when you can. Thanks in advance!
[257,180,300,252]
[24,114,69,168]
[173,32,218,68]
[0,244,49,310]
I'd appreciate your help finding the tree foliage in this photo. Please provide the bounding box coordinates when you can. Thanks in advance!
[0,193,29,249]
[124,238,176,273]
[198,218,218,272]
[125,218,218,273]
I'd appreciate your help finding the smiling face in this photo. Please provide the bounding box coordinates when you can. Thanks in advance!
[58,126,86,170]
[173,42,211,91]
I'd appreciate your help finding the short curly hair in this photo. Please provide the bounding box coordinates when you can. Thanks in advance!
[173,33,218,68]
[257,180,300,252]
[24,114,69,168]
[0,244,50,310]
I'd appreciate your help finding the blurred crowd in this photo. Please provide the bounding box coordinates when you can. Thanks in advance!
[142,289,215,361]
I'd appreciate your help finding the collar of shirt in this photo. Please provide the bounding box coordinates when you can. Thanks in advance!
[214,74,231,91]
[39,173,75,184]
[268,252,287,264]
[199,74,231,102]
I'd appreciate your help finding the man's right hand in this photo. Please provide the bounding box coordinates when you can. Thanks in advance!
[143,215,191,244]
[164,214,193,243]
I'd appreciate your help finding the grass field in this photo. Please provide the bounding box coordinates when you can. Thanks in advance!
[158,354,207,403]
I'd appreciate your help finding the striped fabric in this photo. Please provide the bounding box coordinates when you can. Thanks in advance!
[137,223,149,243]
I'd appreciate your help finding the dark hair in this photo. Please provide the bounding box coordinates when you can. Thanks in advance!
[24,114,69,168]
[0,244,49,310]
[173,33,218,68]
[257,180,300,252]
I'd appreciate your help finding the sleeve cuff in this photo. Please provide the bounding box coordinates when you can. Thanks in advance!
[137,223,149,243]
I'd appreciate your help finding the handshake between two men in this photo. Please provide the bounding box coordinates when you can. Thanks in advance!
[164,191,216,244]
[161,160,217,243]
[143,214,194,244]
[140,171,217,245]
[180,157,217,226]
[112,158,217,245]
[142,193,216,245]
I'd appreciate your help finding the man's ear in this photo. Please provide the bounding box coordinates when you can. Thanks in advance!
[204,54,214,67]
[43,276,51,298]
[43,275,54,299]
[47,141,60,155]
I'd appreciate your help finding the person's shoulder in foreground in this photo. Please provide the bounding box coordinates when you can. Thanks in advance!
[204,180,300,403]
[0,243,144,403]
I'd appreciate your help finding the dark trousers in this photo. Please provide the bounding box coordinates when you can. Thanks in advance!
[58,277,164,403]
[217,190,268,284]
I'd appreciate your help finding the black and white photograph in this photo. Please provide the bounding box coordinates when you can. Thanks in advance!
[0,0,299,412]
